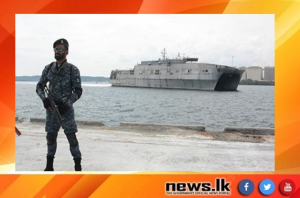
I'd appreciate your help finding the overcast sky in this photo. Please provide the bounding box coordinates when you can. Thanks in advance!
[16,14,274,77]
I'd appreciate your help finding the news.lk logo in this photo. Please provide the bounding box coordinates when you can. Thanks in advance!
[165,178,231,196]
[279,179,295,196]
[259,179,275,195]
[238,179,254,195]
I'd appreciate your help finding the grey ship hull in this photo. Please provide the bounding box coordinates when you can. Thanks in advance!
[110,61,244,91]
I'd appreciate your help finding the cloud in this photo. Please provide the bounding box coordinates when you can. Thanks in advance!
[16,14,274,77]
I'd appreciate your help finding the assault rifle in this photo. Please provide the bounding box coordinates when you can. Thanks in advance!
[45,87,63,125]
[15,127,21,136]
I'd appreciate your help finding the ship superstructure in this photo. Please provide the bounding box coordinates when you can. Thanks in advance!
[110,51,244,91]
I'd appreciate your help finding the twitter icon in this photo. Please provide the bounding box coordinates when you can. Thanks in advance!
[259,179,275,195]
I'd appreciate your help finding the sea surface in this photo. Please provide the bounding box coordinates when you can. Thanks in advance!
[16,82,274,131]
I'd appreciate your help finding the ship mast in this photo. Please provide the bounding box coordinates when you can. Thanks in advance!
[161,48,167,60]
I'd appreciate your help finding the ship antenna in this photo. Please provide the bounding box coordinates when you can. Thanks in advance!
[161,48,167,60]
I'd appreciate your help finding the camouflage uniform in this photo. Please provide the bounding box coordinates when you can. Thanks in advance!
[36,60,82,158]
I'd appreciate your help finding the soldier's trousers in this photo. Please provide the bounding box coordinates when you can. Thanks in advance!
[45,107,81,158]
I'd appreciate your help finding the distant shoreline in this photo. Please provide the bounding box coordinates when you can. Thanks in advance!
[16,76,110,82]
[16,76,274,86]
[239,80,274,86]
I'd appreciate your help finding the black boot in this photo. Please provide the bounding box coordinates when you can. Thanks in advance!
[74,158,82,171]
[44,156,54,171]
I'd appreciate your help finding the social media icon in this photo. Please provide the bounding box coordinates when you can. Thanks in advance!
[264,184,271,190]
[238,179,254,195]
[284,183,292,192]
[279,179,295,196]
[259,179,275,195]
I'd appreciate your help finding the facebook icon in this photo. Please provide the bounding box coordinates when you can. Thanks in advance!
[238,179,254,195]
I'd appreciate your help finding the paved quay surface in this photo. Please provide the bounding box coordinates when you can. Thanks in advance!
[15,122,274,172]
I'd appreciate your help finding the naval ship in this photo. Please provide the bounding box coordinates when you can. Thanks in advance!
[110,50,244,91]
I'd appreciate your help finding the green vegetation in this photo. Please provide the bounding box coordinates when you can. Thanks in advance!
[239,79,274,86]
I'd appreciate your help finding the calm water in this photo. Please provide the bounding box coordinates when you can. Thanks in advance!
[16,82,274,131]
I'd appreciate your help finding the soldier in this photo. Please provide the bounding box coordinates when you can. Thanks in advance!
[36,38,83,171]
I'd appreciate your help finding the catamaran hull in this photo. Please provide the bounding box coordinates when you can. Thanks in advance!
[110,73,243,91]
[110,62,244,91]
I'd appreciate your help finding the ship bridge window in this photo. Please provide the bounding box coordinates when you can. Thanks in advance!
[130,70,134,75]
[155,70,160,75]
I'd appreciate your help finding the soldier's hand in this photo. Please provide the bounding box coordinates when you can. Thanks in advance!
[42,98,51,110]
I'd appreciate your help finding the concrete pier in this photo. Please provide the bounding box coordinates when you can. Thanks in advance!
[224,127,274,135]
[120,122,205,131]
[29,118,274,135]
[30,118,104,126]
[15,120,274,172]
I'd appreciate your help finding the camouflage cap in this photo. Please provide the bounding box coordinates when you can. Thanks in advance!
[53,38,69,50]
